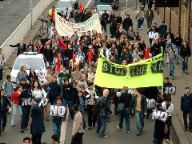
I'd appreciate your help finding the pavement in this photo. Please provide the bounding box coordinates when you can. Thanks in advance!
[0,0,40,46]
[0,0,191,144]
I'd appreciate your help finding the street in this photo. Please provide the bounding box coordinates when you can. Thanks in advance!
[0,0,40,45]
[0,0,191,143]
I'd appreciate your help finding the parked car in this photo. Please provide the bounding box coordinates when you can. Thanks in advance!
[10,52,47,85]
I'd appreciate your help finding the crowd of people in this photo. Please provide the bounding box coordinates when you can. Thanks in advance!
[0,2,192,144]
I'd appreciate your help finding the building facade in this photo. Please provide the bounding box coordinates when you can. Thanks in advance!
[156,0,192,47]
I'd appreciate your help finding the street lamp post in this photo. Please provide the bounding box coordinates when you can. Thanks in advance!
[30,0,33,29]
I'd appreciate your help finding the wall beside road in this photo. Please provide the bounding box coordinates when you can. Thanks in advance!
[0,0,54,59]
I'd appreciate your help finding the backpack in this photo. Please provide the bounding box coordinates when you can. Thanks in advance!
[93,98,103,115]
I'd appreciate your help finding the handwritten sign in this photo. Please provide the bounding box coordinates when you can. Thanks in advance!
[164,86,176,95]
[152,110,168,122]
[39,97,48,107]
[21,98,32,106]
[50,105,66,117]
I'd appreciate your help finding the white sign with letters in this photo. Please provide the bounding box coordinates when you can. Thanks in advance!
[152,110,168,122]
[50,105,66,117]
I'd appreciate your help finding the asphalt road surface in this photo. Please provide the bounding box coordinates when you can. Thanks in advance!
[0,0,40,45]
[0,0,173,144]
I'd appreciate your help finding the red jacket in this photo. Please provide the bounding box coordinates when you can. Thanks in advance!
[11,91,20,105]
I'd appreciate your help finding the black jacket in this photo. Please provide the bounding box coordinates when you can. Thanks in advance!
[48,82,61,104]
[10,43,27,55]
[0,96,11,112]
[30,104,45,135]
[63,83,74,101]
[180,46,191,58]
[181,94,192,112]
[19,88,32,107]
[153,119,165,139]
[98,96,112,118]
[123,17,133,31]
[119,92,132,109]
[133,95,147,113]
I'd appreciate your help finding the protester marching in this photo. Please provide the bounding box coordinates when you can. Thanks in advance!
[0,1,192,144]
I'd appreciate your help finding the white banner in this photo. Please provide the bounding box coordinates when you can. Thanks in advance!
[55,13,102,37]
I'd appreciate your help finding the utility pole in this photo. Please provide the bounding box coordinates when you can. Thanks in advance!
[30,0,33,29]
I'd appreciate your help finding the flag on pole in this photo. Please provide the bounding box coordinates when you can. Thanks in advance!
[51,6,55,20]
[58,38,67,49]
[88,47,93,62]
[55,53,61,74]
[79,1,83,12]
[144,47,150,59]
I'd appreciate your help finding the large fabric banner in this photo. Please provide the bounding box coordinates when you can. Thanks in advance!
[94,53,163,88]
[55,13,102,37]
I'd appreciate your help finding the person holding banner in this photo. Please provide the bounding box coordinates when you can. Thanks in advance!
[30,98,45,144]
[19,84,32,133]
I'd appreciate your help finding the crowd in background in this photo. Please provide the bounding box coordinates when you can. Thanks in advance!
[0,2,192,144]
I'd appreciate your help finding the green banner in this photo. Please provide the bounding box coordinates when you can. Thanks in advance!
[94,53,163,88]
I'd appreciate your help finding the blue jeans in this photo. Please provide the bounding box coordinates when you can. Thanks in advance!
[79,96,85,113]
[52,119,62,138]
[182,56,188,73]
[63,98,74,119]
[97,116,107,136]
[108,99,113,119]
[11,104,22,126]
[135,111,144,133]
[118,109,131,131]
[175,45,181,63]
[169,63,175,78]
[153,138,163,144]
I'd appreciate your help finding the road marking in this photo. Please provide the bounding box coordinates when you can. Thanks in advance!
[60,109,69,144]
[85,0,92,8]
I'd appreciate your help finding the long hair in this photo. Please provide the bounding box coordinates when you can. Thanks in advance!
[31,80,42,90]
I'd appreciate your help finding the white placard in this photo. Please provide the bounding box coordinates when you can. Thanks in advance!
[50,105,66,117]
[164,86,176,95]
[39,97,48,107]
[152,110,168,122]
[21,98,32,106]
